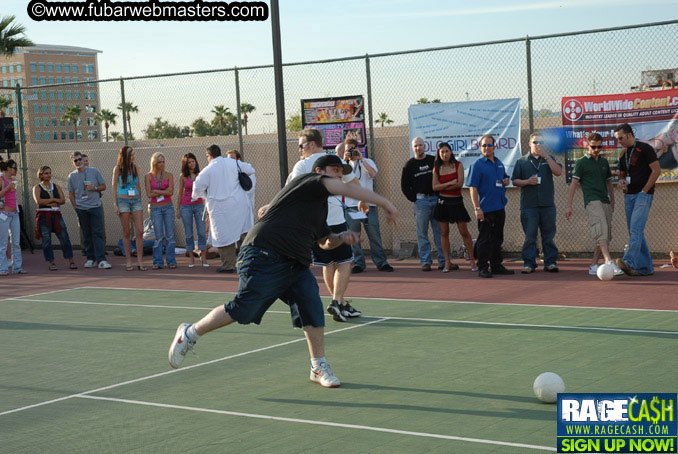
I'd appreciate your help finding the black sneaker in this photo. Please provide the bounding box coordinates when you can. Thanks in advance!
[351,265,364,274]
[479,269,493,278]
[326,300,347,322]
[491,265,515,275]
[377,264,394,272]
[341,301,362,318]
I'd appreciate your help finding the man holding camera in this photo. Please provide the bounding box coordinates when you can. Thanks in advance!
[342,138,394,273]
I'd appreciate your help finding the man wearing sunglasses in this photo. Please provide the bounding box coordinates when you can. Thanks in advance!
[67,151,111,269]
[468,135,513,278]
[614,123,660,276]
[565,133,623,276]
[511,132,563,274]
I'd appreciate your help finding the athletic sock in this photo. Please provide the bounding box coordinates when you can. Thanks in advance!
[311,357,326,368]
[185,324,201,343]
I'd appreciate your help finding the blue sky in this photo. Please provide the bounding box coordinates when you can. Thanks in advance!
[6,0,677,78]
[4,1,676,134]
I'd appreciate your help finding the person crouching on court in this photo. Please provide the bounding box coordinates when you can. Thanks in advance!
[168,154,398,388]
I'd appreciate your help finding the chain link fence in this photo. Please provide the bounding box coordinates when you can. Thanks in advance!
[2,20,677,258]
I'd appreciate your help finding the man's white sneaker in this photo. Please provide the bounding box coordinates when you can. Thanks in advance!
[84,260,96,268]
[168,323,196,369]
[588,264,599,275]
[310,362,340,388]
[98,260,112,269]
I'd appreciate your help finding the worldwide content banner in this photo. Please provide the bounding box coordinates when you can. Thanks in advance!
[301,95,367,156]
[408,98,522,184]
[561,89,678,183]
[557,393,677,453]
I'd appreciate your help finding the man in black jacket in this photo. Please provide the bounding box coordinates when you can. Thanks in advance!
[400,137,444,271]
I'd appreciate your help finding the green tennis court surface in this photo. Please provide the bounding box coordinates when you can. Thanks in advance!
[2,287,676,453]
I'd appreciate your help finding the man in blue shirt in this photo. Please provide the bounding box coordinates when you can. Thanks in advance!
[511,132,563,273]
[468,135,514,278]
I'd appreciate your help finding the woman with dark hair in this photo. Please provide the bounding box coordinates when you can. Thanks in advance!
[0,159,25,275]
[432,142,476,272]
[33,166,76,271]
[113,146,146,271]
[176,152,207,267]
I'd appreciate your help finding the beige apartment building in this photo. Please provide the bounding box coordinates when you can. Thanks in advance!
[0,44,101,145]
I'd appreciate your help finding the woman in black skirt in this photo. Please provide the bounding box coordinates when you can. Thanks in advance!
[432,142,477,272]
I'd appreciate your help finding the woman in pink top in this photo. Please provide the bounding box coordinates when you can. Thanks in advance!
[145,152,176,269]
[0,159,24,275]
[176,152,208,268]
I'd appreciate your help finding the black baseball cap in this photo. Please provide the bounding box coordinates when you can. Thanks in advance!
[313,154,353,175]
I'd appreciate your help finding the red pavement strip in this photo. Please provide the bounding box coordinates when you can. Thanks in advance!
[2,251,676,311]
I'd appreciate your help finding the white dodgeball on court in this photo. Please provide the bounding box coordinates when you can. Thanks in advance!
[533,372,565,403]
[596,262,615,281]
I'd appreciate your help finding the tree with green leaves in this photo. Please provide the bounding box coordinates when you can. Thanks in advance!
[144,117,190,139]
[417,98,441,104]
[94,109,117,142]
[240,102,255,135]
[0,96,11,117]
[117,102,139,139]
[211,105,231,130]
[110,131,122,141]
[62,105,82,141]
[0,15,34,57]
[191,118,213,137]
[286,113,302,132]
[376,112,393,127]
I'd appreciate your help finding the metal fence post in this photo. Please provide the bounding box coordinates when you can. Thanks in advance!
[365,54,376,158]
[15,84,32,246]
[235,67,244,157]
[525,36,534,134]
[120,77,129,145]
[270,0,288,187]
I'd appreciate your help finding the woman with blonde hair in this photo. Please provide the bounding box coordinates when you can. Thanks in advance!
[145,151,176,269]
[113,146,147,271]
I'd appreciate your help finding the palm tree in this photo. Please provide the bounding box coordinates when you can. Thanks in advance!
[95,109,117,142]
[61,105,82,142]
[240,102,256,135]
[211,105,230,130]
[117,102,138,139]
[110,131,121,141]
[0,96,11,117]
[286,113,302,132]
[416,98,441,104]
[0,15,34,57]
[376,112,393,127]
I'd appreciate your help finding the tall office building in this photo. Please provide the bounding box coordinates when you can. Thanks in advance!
[0,44,102,146]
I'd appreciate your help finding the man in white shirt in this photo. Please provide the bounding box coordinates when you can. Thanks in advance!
[341,138,394,273]
[192,145,255,273]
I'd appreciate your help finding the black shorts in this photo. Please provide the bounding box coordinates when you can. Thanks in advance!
[312,222,354,266]
[433,196,471,224]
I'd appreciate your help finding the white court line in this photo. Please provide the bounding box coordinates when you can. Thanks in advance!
[0,318,388,417]
[0,287,77,302]
[6,298,678,336]
[76,286,678,313]
[76,395,555,452]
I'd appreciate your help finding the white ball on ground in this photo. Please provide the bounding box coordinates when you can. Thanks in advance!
[596,262,615,281]
[533,372,565,403]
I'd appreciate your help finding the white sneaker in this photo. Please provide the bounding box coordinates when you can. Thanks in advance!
[168,323,196,369]
[84,260,96,268]
[607,261,624,276]
[588,264,599,275]
[98,260,112,269]
[310,362,341,388]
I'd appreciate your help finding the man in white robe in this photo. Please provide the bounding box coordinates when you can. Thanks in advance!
[192,145,255,273]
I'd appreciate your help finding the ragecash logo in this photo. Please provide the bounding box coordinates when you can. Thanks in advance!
[557,393,677,453]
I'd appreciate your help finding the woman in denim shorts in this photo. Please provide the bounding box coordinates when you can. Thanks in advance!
[113,146,147,271]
